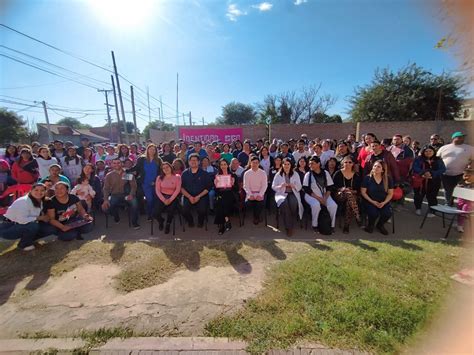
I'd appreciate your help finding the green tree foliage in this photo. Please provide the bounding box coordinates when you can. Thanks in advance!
[311,113,343,123]
[0,108,28,144]
[56,117,92,129]
[216,102,257,125]
[349,63,465,122]
[142,120,174,139]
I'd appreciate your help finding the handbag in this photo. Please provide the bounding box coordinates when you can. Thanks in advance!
[411,174,424,189]
[317,205,332,235]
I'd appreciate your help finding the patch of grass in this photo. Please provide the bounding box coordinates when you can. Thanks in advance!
[205,240,469,354]
[79,326,134,348]
[19,331,57,339]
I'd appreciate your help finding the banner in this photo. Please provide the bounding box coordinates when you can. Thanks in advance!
[179,127,243,144]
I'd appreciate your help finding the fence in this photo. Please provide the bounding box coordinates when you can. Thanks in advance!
[150,120,474,145]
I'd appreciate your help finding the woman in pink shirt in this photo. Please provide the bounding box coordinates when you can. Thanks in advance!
[155,162,182,234]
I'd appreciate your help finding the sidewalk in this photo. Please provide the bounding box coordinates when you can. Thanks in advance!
[0,337,368,354]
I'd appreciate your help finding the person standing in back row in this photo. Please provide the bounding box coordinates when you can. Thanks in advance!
[437,132,474,206]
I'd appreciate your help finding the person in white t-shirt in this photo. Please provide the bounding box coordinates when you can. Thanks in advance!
[437,131,474,205]
[320,139,335,167]
[293,139,311,163]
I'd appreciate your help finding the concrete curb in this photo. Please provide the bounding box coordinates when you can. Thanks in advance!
[0,337,367,354]
[0,338,87,354]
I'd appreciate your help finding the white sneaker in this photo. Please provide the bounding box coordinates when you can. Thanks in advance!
[415,209,421,216]
[22,245,35,251]
[457,225,464,233]
[427,213,435,218]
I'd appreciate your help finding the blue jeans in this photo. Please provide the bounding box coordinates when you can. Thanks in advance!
[37,219,94,241]
[142,183,156,218]
[108,194,139,225]
[208,189,216,210]
[0,221,40,248]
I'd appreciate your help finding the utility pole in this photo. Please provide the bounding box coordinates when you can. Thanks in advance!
[111,51,129,144]
[111,75,123,143]
[189,111,192,126]
[146,86,151,124]
[176,73,179,127]
[130,86,139,144]
[98,89,113,142]
[202,117,205,126]
[160,95,164,122]
[41,101,52,143]
[182,113,186,126]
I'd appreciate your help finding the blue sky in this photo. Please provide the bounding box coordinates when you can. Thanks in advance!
[0,0,465,131]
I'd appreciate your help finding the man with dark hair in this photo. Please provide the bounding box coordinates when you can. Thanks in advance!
[429,134,444,151]
[185,141,208,162]
[293,139,311,162]
[181,153,212,227]
[278,142,295,165]
[51,140,66,160]
[387,134,414,183]
[102,158,140,229]
[364,140,400,183]
[77,137,93,157]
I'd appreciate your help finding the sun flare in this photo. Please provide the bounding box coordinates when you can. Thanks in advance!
[87,0,156,29]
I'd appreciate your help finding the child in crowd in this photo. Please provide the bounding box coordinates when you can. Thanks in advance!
[42,178,56,198]
[71,176,96,211]
[95,160,108,184]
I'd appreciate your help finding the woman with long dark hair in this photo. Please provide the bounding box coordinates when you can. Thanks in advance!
[78,163,103,210]
[0,183,50,251]
[214,158,239,235]
[4,144,19,167]
[360,160,393,235]
[324,157,339,179]
[412,145,446,216]
[130,144,163,221]
[272,158,303,237]
[295,156,309,185]
[11,148,39,184]
[155,162,181,234]
[332,155,361,233]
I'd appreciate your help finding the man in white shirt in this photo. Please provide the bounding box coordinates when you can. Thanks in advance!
[437,131,474,205]
[293,139,311,163]
[243,156,268,224]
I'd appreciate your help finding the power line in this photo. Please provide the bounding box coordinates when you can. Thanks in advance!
[0,45,110,87]
[0,53,101,90]
[0,23,114,74]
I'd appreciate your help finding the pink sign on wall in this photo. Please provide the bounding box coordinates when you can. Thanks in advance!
[179,127,243,144]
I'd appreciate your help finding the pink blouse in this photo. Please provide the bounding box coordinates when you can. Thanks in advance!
[155,174,181,202]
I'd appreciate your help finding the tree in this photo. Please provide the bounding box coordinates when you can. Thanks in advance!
[257,85,336,124]
[0,108,28,144]
[311,113,343,123]
[143,120,174,139]
[56,117,92,129]
[216,102,257,125]
[349,63,465,122]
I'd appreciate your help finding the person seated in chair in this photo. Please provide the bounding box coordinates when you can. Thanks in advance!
[360,160,394,235]
[101,158,140,229]
[180,153,212,228]
[243,156,268,225]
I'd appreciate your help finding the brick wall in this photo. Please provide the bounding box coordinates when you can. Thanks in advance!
[150,121,474,145]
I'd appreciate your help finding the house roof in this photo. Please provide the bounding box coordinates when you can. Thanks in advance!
[38,123,108,141]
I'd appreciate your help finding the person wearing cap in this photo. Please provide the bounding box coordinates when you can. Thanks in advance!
[40,164,71,186]
[11,148,39,184]
[437,132,474,206]
[303,156,338,233]
[64,141,74,149]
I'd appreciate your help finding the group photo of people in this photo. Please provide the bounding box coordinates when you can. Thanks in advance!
[1,130,473,251]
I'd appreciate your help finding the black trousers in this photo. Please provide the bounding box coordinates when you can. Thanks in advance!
[246,199,264,221]
[214,190,236,225]
[442,174,462,206]
[154,196,179,223]
[182,196,208,225]
[413,178,441,209]
[280,192,299,229]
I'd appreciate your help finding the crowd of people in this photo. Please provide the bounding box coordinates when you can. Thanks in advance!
[0,130,473,251]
